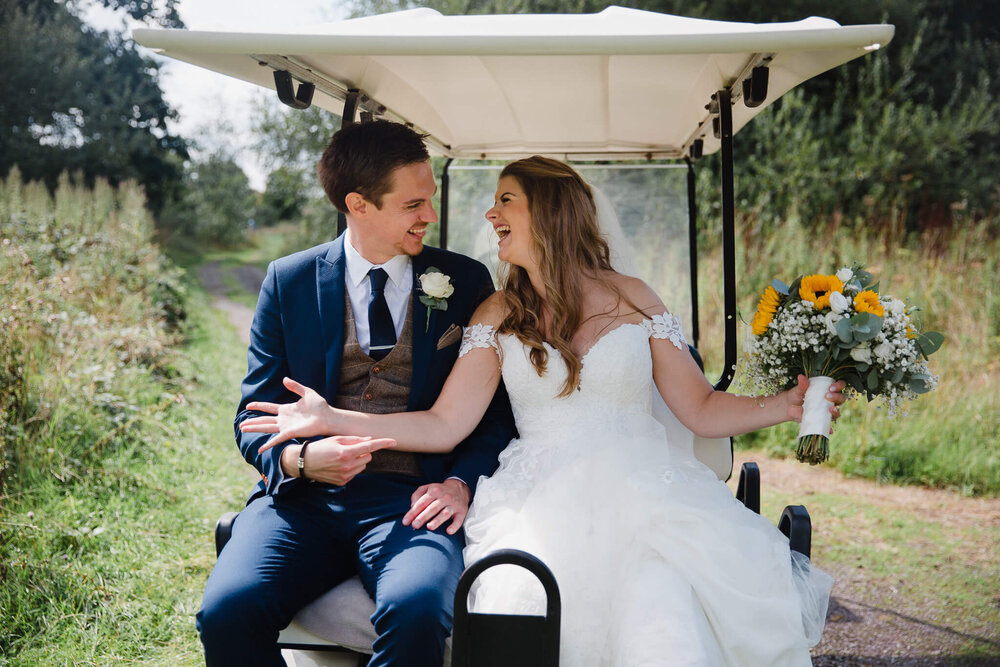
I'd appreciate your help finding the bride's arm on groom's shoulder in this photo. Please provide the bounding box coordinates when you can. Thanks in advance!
[622,279,846,439]
[241,294,507,454]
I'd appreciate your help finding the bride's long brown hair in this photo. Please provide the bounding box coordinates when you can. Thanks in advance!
[497,156,644,397]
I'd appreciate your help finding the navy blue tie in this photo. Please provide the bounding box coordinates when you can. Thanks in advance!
[368,268,396,360]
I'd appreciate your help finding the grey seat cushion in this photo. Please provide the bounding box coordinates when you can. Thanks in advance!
[280,576,376,654]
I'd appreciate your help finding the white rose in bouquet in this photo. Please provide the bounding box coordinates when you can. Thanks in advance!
[829,291,850,313]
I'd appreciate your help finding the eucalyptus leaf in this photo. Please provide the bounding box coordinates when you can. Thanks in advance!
[771,278,789,295]
[917,331,944,356]
[909,373,932,394]
[851,313,883,342]
[867,368,880,391]
[836,317,854,343]
[856,269,874,287]
[856,362,870,373]
[891,367,905,384]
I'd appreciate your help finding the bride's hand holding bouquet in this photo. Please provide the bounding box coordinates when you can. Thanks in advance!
[745,265,943,464]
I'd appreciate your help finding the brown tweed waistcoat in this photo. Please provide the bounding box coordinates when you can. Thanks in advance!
[334,291,422,477]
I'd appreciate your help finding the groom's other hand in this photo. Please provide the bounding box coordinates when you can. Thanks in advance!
[279,435,396,486]
[404,479,470,535]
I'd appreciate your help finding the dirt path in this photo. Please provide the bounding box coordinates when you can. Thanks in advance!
[197,261,260,344]
[198,262,999,664]
[731,451,1000,665]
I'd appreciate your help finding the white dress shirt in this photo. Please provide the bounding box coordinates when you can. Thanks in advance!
[343,229,413,355]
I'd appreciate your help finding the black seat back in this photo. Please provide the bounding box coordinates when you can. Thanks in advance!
[452,549,560,667]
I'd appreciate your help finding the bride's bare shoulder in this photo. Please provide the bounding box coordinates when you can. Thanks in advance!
[470,291,509,327]
[606,273,668,316]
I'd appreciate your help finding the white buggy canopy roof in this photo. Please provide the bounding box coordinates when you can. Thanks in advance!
[134,7,894,160]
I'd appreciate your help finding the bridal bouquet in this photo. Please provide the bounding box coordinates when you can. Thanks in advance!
[744,265,943,464]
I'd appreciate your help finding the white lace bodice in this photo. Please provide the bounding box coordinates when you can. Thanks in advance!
[459,314,686,442]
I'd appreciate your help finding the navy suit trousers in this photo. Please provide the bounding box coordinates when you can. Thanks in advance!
[197,474,464,667]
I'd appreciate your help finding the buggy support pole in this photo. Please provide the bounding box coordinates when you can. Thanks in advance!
[336,90,361,238]
[439,157,454,250]
[685,158,700,350]
[715,89,737,392]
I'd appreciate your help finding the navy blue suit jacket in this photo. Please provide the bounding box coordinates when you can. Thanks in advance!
[235,235,516,503]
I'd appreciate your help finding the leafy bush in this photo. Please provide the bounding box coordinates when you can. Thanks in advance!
[0,167,187,495]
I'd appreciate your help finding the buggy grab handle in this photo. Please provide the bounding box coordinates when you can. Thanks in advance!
[712,87,738,392]
[455,549,561,620]
[453,549,561,667]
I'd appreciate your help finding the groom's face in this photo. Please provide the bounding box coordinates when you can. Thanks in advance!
[348,160,438,264]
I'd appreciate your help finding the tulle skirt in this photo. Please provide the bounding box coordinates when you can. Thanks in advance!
[463,415,832,666]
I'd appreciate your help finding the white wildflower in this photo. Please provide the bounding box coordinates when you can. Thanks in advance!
[874,342,894,363]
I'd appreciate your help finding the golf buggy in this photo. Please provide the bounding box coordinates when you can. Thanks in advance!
[136,8,893,666]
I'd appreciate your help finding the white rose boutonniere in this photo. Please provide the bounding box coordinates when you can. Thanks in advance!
[418,267,454,331]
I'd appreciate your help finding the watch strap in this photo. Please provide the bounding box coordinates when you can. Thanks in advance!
[297,442,309,480]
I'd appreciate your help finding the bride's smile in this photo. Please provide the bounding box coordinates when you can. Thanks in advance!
[485,176,537,270]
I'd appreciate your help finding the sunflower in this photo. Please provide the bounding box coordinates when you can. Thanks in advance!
[799,274,844,310]
[751,285,781,335]
[854,290,885,317]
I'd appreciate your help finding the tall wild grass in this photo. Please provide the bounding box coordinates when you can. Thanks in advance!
[695,211,999,495]
[0,168,228,663]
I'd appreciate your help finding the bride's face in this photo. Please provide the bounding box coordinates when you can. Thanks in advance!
[486,176,539,271]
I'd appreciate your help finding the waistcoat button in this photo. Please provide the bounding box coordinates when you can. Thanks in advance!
[364,392,374,401]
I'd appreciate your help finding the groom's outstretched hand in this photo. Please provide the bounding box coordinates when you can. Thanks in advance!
[404,479,470,535]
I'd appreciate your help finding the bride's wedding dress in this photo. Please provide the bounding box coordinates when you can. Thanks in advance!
[460,314,832,666]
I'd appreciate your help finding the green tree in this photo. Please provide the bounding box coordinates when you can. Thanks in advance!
[249,96,343,244]
[160,154,256,245]
[255,166,309,227]
[345,0,999,227]
[0,0,188,212]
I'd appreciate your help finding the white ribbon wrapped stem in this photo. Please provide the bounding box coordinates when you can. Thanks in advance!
[797,376,835,438]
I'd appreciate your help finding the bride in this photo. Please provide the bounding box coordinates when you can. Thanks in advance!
[242,156,843,665]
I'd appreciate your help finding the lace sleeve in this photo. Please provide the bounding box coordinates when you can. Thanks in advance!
[458,323,499,358]
[643,313,686,351]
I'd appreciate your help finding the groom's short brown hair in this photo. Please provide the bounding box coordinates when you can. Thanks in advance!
[317,120,430,213]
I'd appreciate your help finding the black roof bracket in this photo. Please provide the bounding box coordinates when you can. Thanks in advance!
[742,66,769,108]
[273,70,315,110]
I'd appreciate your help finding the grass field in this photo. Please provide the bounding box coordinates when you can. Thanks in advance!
[699,217,1000,495]
[1,288,251,665]
[1,173,997,662]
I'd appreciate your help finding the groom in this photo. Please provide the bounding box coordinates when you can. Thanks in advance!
[196,120,516,666]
